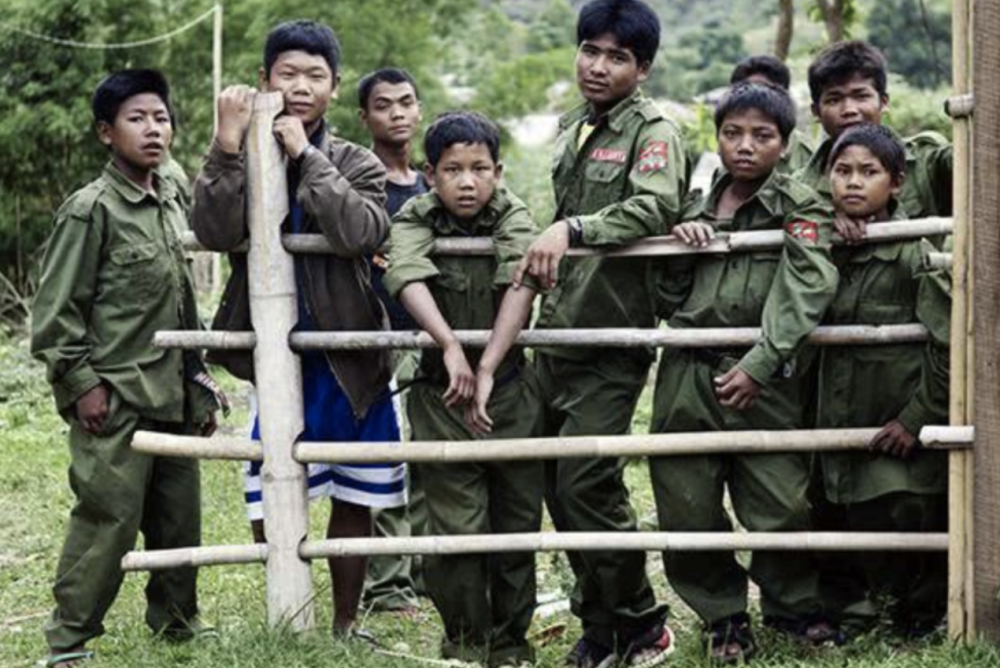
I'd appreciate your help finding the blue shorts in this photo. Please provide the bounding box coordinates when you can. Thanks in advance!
[243,354,407,520]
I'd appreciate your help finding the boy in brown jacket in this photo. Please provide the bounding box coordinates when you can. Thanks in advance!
[191,20,405,639]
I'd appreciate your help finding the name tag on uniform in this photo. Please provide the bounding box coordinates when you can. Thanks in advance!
[590,148,628,164]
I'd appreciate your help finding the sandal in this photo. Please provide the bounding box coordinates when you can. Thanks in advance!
[564,637,616,668]
[44,651,94,668]
[707,614,756,664]
[764,616,845,646]
[621,623,676,668]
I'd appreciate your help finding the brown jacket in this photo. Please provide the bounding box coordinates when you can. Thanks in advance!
[191,130,392,418]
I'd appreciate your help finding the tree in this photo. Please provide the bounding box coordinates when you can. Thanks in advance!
[810,0,859,43]
[775,0,794,61]
[867,0,951,89]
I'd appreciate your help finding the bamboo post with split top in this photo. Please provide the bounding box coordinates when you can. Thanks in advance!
[246,92,315,631]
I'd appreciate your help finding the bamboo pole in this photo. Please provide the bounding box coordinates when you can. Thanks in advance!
[178,218,953,256]
[151,323,931,352]
[948,0,973,642]
[209,2,224,293]
[122,544,266,572]
[245,92,314,631]
[928,252,953,270]
[120,531,949,573]
[128,426,974,463]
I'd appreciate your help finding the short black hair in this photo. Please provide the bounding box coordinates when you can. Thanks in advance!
[92,68,172,126]
[730,55,791,90]
[808,40,888,106]
[827,123,906,183]
[714,82,797,142]
[424,111,501,167]
[264,20,340,77]
[358,68,420,110]
[577,0,661,66]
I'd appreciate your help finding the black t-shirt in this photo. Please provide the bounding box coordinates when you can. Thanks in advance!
[372,172,429,331]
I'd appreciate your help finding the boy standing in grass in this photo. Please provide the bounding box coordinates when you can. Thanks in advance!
[649,83,838,663]
[815,124,950,637]
[191,20,405,639]
[798,41,952,240]
[513,1,686,664]
[385,111,543,668]
[31,69,221,668]
[357,66,429,616]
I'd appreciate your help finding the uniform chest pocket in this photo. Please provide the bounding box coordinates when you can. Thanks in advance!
[746,250,783,307]
[584,160,627,185]
[854,301,913,325]
[107,242,165,300]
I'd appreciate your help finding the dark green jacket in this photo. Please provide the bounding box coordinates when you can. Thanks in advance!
[797,129,953,219]
[31,162,212,423]
[385,186,540,384]
[536,90,688,361]
[816,217,951,503]
[664,170,839,384]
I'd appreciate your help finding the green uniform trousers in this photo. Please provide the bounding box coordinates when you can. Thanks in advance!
[46,395,200,651]
[816,491,946,632]
[535,351,666,650]
[365,350,427,610]
[649,349,822,626]
[409,372,543,667]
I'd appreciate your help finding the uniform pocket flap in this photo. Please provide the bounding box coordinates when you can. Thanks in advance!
[110,242,158,266]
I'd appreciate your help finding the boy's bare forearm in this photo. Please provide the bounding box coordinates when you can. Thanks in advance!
[480,285,537,374]
[399,282,459,350]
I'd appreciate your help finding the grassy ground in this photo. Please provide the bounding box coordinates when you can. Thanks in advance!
[2,333,998,668]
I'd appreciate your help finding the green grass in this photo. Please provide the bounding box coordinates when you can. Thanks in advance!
[1,333,997,668]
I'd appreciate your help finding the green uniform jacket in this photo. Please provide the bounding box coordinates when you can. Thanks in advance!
[779,128,816,175]
[536,90,688,361]
[797,129,953,219]
[816,222,951,504]
[384,186,541,382]
[664,170,839,384]
[31,163,211,423]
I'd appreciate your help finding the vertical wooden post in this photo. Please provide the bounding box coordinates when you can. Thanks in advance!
[947,0,972,642]
[246,92,315,631]
[973,0,1000,642]
[210,2,224,293]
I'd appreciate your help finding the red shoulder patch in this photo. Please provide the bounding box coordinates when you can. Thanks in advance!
[590,148,628,164]
[636,140,669,174]
[785,220,819,245]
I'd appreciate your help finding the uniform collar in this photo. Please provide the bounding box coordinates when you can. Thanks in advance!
[704,168,781,219]
[558,88,644,133]
[102,161,178,204]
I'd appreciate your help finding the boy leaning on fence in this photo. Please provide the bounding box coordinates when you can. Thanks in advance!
[648,82,839,663]
[813,124,951,638]
[384,111,544,668]
[31,69,223,668]
[511,0,686,665]
[190,20,405,640]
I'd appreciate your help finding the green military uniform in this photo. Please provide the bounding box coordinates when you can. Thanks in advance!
[649,170,838,626]
[814,212,950,631]
[779,128,817,175]
[797,130,953,219]
[534,89,687,650]
[384,186,543,667]
[31,163,218,651]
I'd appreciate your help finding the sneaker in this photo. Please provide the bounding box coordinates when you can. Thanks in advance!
[564,637,616,668]
[621,624,676,668]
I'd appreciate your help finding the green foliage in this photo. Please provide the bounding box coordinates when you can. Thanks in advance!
[474,48,575,122]
[883,77,953,140]
[526,0,576,53]
[867,0,951,90]
[649,19,746,100]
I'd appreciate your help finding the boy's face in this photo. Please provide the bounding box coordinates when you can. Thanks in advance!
[813,74,888,139]
[360,81,421,146]
[97,92,172,174]
[261,50,337,129]
[575,33,649,113]
[830,145,901,220]
[426,142,502,220]
[717,108,785,182]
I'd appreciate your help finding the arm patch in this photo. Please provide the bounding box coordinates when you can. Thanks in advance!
[785,220,819,245]
[636,141,669,174]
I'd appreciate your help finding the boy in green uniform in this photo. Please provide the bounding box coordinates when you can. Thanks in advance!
[815,124,950,636]
[649,83,839,663]
[798,41,952,240]
[385,112,543,667]
[31,69,221,668]
[729,55,815,174]
[513,1,685,664]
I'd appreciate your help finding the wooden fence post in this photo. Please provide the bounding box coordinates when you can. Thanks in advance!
[246,92,315,631]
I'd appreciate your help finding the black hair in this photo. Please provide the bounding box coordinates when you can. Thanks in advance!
[92,69,172,126]
[358,68,420,110]
[807,40,888,106]
[577,0,661,66]
[424,111,501,167]
[827,123,906,183]
[264,20,340,77]
[714,82,797,142]
[730,54,791,90]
